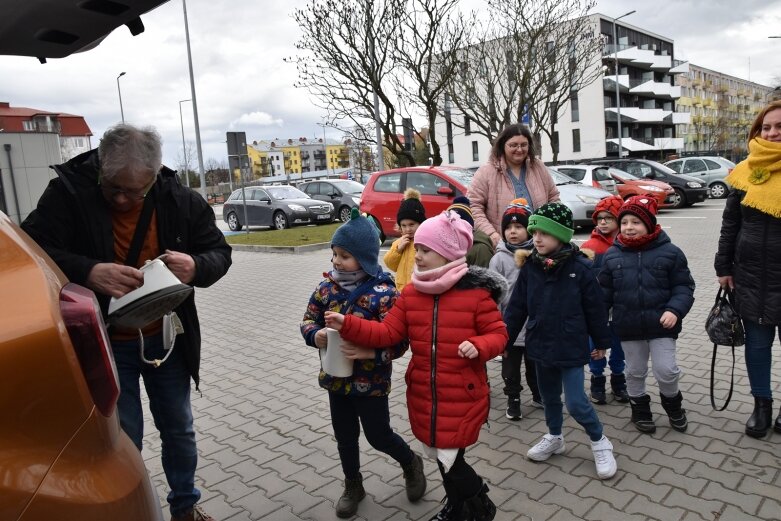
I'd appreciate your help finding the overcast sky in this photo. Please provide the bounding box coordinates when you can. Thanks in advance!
[1,0,779,170]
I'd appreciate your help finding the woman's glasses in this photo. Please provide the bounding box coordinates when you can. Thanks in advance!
[505,143,529,150]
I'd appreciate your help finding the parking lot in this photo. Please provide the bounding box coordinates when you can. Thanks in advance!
[142,198,781,521]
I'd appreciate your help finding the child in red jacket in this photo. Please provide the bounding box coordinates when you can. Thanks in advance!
[326,210,508,521]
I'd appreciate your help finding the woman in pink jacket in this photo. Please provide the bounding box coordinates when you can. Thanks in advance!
[469,124,560,247]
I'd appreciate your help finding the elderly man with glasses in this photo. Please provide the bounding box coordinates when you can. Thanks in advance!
[22,124,232,521]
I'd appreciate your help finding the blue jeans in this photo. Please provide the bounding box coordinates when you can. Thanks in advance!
[536,364,603,441]
[112,335,200,517]
[588,328,625,376]
[743,320,781,399]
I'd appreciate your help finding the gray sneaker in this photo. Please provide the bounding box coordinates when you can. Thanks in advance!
[527,434,565,461]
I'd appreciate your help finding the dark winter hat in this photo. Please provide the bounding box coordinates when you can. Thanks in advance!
[618,195,658,232]
[501,197,532,234]
[446,196,474,227]
[592,195,624,225]
[397,188,426,225]
[527,202,574,244]
[331,208,381,276]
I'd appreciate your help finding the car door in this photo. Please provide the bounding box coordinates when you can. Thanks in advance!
[681,158,708,183]
[702,158,728,186]
[253,188,274,226]
[591,167,618,194]
[368,172,404,236]
[302,182,324,202]
[405,171,453,216]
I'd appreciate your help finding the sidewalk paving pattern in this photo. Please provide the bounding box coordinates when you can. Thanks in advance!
[141,199,781,520]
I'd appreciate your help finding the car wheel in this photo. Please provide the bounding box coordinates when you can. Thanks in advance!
[710,182,728,199]
[368,215,385,243]
[669,188,686,209]
[273,211,289,230]
[227,212,242,231]
[339,206,352,222]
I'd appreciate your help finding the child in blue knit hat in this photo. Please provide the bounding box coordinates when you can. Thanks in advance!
[300,208,425,518]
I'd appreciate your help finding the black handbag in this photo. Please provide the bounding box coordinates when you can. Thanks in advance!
[705,287,745,411]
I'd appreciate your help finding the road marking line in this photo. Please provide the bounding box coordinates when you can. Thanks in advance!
[657,216,707,219]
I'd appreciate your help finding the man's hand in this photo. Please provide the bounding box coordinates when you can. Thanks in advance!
[325,311,345,330]
[397,234,411,252]
[660,311,678,329]
[591,349,606,360]
[341,340,375,360]
[718,275,734,290]
[162,249,195,284]
[458,340,478,359]
[86,263,144,298]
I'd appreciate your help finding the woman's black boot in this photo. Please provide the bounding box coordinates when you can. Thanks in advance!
[746,397,773,438]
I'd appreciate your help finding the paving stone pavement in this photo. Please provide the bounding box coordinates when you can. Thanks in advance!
[141,198,781,521]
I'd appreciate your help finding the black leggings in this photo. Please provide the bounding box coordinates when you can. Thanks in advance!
[437,448,482,499]
[328,392,414,479]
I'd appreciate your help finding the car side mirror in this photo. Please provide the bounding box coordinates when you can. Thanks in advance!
[261,197,271,203]
[643,172,654,179]
[331,193,340,199]
[437,186,454,196]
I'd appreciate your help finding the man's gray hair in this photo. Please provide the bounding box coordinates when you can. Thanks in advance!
[98,124,163,181]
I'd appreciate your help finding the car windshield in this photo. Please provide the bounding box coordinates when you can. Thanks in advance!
[267,186,309,200]
[441,168,474,187]
[331,180,364,194]
[548,167,580,186]
[608,168,640,181]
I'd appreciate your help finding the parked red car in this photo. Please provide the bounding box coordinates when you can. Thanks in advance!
[606,166,675,208]
[360,166,473,241]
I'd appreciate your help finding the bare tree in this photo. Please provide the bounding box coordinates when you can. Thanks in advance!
[444,0,603,163]
[175,141,197,187]
[288,0,464,167]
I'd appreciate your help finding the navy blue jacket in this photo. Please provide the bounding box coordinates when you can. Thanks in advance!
[598,231,695,341]
[504,247,611,368]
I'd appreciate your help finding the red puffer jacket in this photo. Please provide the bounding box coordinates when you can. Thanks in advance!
[340,267,508,448]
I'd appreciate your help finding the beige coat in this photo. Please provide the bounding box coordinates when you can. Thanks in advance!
[468,155,560,239]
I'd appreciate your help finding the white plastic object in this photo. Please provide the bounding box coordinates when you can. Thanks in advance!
[320,327,354,378]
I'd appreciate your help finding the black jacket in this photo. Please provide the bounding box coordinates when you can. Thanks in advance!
[599,231,695,341]
[715,188,781,325]
[504,247,611,368]
[21,149,232,387]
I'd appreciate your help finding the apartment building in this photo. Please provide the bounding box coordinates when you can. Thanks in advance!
[675,65,772,159]
[435,14,690,166]
[0,101,92,161]
[247,136,349,179]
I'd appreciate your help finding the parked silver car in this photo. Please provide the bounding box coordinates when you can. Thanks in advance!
[555,165,619,195]
[548,167,611,228]
[664,156,735,199]
[223,185,335,231]
[299,179,364,222]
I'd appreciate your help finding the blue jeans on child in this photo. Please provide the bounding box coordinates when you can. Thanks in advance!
[112,335,200,518]
[588,328,625,376]
[536,364,603,441]
[328,392,415,479]
[743,320,781,399]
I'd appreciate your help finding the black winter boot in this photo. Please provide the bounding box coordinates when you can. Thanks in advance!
[610,374,630,403]
[402,452,427,502]
[462,482,496,521]
[428,475,462,521]
[629,394,656,433]
[660,391,688,432]
[590,375,607,404]
[335,473,366,518]
[775,405,781,435]
[746,397,773,438]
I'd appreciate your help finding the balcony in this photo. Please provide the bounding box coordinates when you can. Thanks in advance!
[604,106,687,125]
[602,44,677,72]
[628,80,681,99]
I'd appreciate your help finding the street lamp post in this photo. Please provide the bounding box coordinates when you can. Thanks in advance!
[612,10,635,158]
[317,122,329,176]
[182,0,207,198]
[179,99,191,187]
[116,72,126,123]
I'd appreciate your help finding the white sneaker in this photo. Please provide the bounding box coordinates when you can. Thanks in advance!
[527,434,565,461]
[591,435,617,479]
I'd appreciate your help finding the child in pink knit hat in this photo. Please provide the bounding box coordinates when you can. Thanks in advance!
[326,210,509,520]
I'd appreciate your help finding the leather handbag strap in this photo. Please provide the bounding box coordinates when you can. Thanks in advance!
[125,187,156,268]
[710,341,735,411]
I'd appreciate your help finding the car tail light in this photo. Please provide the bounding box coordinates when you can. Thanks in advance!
[59,283,120,417]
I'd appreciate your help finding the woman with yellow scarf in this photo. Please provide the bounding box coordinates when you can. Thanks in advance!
[715,100,781,438]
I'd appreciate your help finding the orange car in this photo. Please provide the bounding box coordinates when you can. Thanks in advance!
[0,212,163,521]
[606,167,676,208]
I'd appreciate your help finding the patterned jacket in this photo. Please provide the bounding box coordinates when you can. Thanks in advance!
[301,271,407,396]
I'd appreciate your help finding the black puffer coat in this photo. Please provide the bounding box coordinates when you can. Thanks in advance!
[21,149,232,387]
[715,188,781,325]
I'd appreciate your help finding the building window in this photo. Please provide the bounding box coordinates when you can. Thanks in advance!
[23,120,35,131]
[572,129,581,153]
[472,141,479,162]
[464,116,471,135]
[570,92,579,122]
[448,143,454,164]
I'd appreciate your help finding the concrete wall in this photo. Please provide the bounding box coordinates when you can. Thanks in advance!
[0,132,62,224]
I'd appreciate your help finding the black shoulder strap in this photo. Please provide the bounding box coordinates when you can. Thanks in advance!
[125,187,156,267]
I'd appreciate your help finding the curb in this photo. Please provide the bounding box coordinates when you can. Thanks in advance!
[229,242,332,254]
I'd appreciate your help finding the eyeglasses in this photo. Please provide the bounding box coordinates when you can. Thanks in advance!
[505,142,529,150]
[100,178,155,201]
[596,216,616,223]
